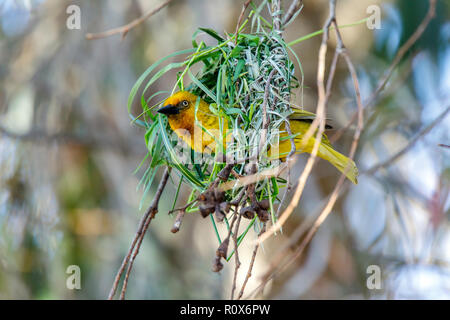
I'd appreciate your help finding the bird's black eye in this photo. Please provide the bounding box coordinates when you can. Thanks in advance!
[181,100,189,108]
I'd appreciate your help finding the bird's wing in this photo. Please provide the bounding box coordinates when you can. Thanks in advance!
[288,109,333,129]
[287,109,333,147]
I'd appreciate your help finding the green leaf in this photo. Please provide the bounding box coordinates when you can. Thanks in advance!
[225,107,245,116]
[230,45,244,58]
[127,48,196,114]
[140,61,187,105]
[233,59,245,82]
[188,69,218,104]
[198,27,225,42]
[240,33,260,46]
[158,114,205,190]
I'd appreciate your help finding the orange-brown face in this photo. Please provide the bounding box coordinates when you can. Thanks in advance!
[157,91,203,142]
[157,91,198,117]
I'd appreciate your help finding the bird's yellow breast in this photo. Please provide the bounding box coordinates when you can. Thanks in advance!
[165,95,228,153]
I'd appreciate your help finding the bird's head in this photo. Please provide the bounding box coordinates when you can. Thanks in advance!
[157,91,199,118]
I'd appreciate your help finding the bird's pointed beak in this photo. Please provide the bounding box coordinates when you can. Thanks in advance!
[157,104,179,115]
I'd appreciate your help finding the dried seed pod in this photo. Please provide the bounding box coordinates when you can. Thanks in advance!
[199,203,215,218]
[218,164,233,181]
[202,190,215,202]
[240,206,255,219]
[244,163,257,175]
[212,256,223,273]
[215,208,225,222]
[258,199,270,210]
[219,202,231,214]
[216,239,229,259]
[213,189,225,202]
[171,221,181,233]
[256,209,270,222]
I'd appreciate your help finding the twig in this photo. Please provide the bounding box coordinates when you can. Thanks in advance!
[269,30,366,290]
[0,125,83,144]
[237,222,266,300]
[230,213,243,300]
[331,0,437,140]
[0,125,124,151]
[261,210,317,277]
[108,167,171,300]
[230,160,260,300]
[325,48,341,102]
[248,0,366,298]
[171,209,186,233]
[258,69,277,159]
[367,0,436,105]
[214,190,246,273]
[86,0,174,40]
[250,178,351,299]
[283,0,303,26]
[272,0,282,32]
[119,167,171,299]
[219,162,290,192]
[275,119,296,218]
[365,105,450,175]
[256,0,335,244]
[169,198,198,214]
[235,0,252,43]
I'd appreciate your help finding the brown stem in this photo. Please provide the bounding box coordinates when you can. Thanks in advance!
[235,0,252,43]
[249,0,366,298]
[230,213,243,300]
[365,105,450,175]
[283,0,303,26]
[108,167,171,300]
[237,222,266,300]
[86,0,174,40]
[330,0,437,142]
[171,209,186,233]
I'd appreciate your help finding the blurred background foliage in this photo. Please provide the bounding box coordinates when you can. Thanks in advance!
[0,0,449,299]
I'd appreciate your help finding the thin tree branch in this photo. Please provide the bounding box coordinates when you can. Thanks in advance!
[258,69,277,159]
[257,0,438,280]
[235,0,252,42]
[86,0,174,40]
[331,0,437,141]
[108,167,171,300]
[283,0,303,26]
[368,0,436,105]
[272,0,282,32]
[171,208,186,233]
[0,125,93,146]
[256,0,335,244]
[230,213,243,300]
[0,124,134,153]
[237,222,266,300]
[365,104,450,175]
[275,118,297,218]
[248,0,366,298]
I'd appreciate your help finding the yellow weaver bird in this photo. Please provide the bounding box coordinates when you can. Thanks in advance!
[158,91,358,184]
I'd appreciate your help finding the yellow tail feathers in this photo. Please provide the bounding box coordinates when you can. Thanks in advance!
[319,144,358,184]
